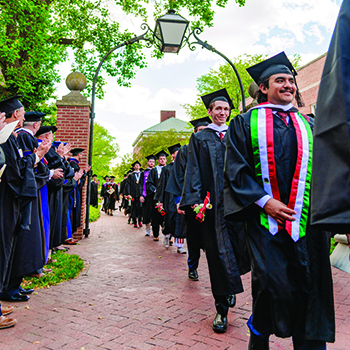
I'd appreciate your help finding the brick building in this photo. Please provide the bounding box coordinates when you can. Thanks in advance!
[132,110,191,154]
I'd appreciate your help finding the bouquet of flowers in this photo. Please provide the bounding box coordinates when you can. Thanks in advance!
[194,192,212,223]
[125,195,133,205]
[155,202,166,216]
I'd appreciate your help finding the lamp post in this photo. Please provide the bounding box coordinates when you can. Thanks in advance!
[83,9,246,237]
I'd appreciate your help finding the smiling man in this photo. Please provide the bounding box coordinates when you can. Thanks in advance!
[224,52,335,350]
[180,89,248,334]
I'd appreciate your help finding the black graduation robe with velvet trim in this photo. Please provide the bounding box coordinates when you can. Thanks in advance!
[179,128,247,297]
[11,131,50,276]
[224,108,335,342]
[0,134,37,292]
[125,171,143,220]
[90,180,99,207]
[155,163,178,235]
[46,147,75,248]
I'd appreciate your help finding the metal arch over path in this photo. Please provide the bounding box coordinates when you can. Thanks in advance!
[84,10,247,236]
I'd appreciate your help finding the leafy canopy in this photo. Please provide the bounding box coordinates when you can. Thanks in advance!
[0,0,246,113]
[91,122,119,176]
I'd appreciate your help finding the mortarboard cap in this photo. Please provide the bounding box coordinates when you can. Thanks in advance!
[0,95,24,116]
[201,89,234,110]
[24,111,46,122]
[92,174,97,177]
[168,143,181,155]
[70,147,84,156]
[36,125,57,137]
[145,154,156,161]
[189,117,211,129]
[123,173,128,177]
[110,175,115,179]
[103,175,109,180]
[155,150,169,158]
[131,160,141,167]
[246,52,297,85]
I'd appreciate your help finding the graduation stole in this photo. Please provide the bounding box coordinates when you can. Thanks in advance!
[250,107,313,242]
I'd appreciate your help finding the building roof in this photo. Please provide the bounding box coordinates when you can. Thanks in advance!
[132,117,191,147]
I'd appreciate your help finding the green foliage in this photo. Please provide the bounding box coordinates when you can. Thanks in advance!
[22,251,84,289]
[134,129,191,167]
[89,205,101,222]
[92,123,119,176]
[113,152,134,183]
[0,0,246,111]
[330,237,337,255]
[183,54,301,120]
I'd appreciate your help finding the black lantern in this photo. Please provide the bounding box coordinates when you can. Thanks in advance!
[154,9,189,53]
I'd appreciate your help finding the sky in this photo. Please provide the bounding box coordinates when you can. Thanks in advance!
[55,0,342,162]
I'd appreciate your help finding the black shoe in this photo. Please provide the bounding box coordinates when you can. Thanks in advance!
[188,270,199,281]
[19,287,34,295]
[0,292,30,302]
[227,294,236,308]
[248,332,269,350]
[212,313,227,333]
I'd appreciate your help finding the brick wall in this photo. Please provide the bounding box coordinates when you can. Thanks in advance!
[56,93,91,239]
[160,110,175,122]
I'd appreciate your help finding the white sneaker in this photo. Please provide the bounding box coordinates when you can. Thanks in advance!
[177,247,186,254]
[164,235,170,249]
[145,231,150,236]
[145,224,150,236]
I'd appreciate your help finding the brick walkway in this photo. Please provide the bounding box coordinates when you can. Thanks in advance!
[1,210,349,349]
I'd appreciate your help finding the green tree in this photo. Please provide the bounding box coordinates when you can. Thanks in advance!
[134,129,192,167]
[0,0,246,114]
[113,153,133,183]
[92,123,119,176]
[183,54,301,120]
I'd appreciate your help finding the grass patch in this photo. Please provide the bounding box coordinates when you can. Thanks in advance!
[22,251,85,290]
[89,205,101,222]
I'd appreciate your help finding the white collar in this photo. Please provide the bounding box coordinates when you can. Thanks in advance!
[251,102,295,112]
[206,123,228,132]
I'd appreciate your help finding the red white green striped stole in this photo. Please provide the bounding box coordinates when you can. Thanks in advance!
[250,108,313,242]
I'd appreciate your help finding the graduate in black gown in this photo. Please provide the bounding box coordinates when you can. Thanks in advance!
[46,141,75,250]
[180,89,248,334]
[101,175,110,213]
[90,174,99,208]
[6,120,55,295]
[165,117,210,277]
[108,175,118,214]
[224,53,335,349]
[119,174,128,212]
[0,97,51,304]
[68,148,87,236]
[146,150,168,241]
[155,143,186,253]
[141,155,156,236]
[125,161,144,227]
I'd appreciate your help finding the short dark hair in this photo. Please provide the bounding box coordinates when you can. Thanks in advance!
[257,77,305,107]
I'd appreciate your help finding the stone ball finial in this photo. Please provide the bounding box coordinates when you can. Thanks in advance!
[66,71,87,92]
[248,82,259,99]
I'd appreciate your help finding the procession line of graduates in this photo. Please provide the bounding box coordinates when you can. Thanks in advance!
[118,52,335,350]
[0,96,89,329]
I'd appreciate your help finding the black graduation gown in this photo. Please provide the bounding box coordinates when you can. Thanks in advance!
[108,182,117,210]
[155,163,176,235]
[11,131,50,277]
[125,171,143,220]
[224,109,335,342]
[46,149,74,248]
[310,0,350,232]
[166,144,202,245]
[90,181,99,207]
[0,134,37,292]
[119,179,127,209]
[100,182,110,212]
[61,177,75,243]
[179,128,246,297]
[146,166,165,232]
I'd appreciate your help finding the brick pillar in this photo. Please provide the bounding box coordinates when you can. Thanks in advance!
[55,72,91,239]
